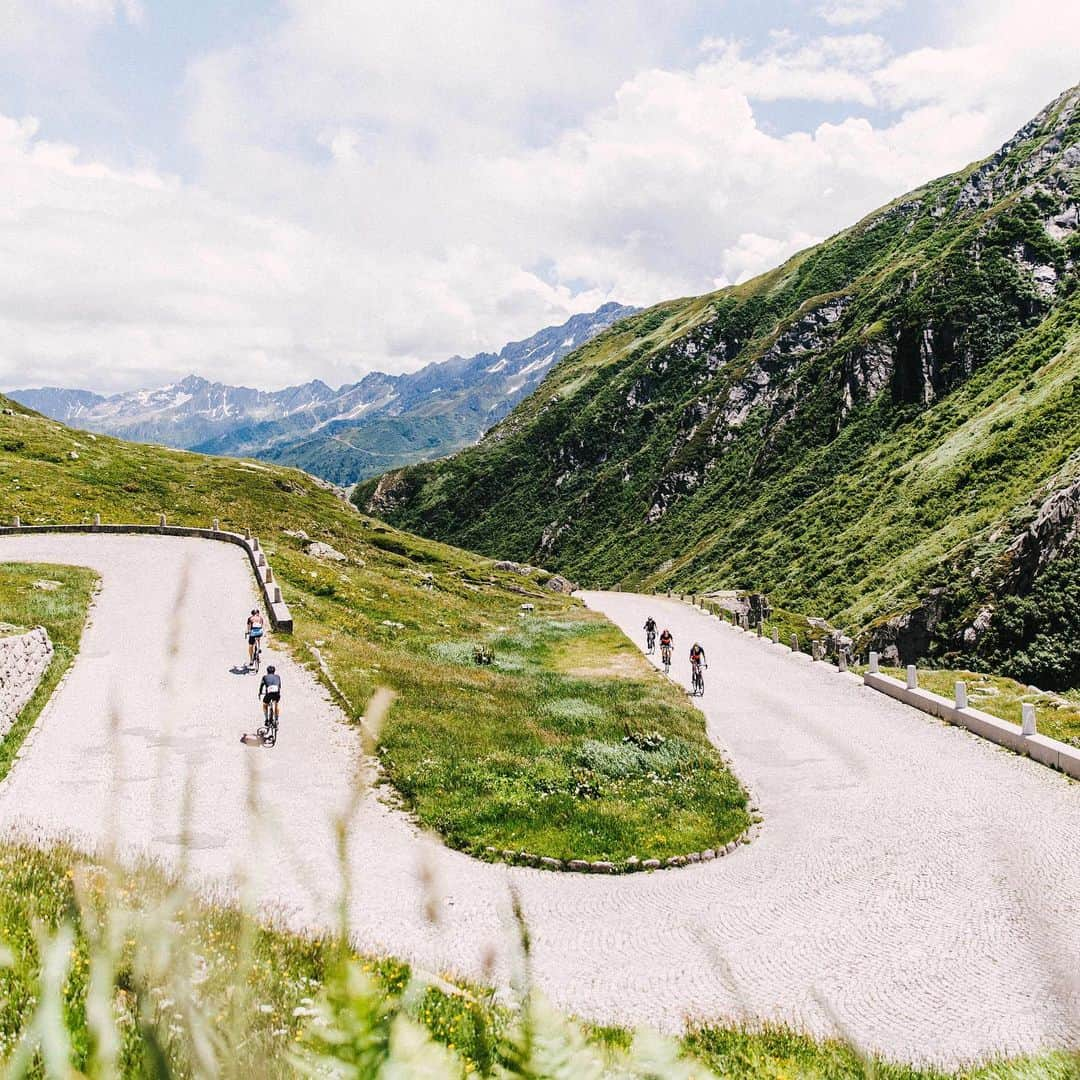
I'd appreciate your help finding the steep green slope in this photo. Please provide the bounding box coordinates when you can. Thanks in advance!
[358,85,1080,688]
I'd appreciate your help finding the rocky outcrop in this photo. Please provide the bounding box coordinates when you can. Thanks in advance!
[492,559,576,593]
[1000,477,1080,594]
[0,627,53,739]
[867,589,948,666]
[305,540,348,562]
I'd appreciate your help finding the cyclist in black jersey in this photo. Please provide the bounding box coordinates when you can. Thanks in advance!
[258,664,281,742]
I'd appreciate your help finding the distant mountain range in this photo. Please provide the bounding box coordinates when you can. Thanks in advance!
[10,302,636,485]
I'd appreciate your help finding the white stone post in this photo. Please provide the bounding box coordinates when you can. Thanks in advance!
[1021,703,1036,736]
[212,517,220,531]
[868,651,879,674]
[771,626,779,644]
[955,681,967,709]
[93,513,101,526]
[252,537,260,551]
[791,633,799,653]
[245,527,252,540]
[838,650,848,673]
[273,586,282,604]
[265,567,274,584]
[13,515,20,527]
[906,665,918,689]
[159,513,166,527]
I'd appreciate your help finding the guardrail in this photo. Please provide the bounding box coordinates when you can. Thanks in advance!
[0,516,292,632]
[675,595,1080,782]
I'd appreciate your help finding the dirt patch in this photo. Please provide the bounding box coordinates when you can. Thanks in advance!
[562,649,648,680]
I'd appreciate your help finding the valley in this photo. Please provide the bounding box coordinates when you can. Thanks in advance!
[359,86,1080,693]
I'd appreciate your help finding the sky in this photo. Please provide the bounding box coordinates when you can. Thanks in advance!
[0,1,1077,394]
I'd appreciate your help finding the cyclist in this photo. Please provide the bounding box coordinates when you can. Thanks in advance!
[258,664,281,743]
[246,608,265,667]
[690,642,707,694]
[644,616,657,653]
[659,628,673,672]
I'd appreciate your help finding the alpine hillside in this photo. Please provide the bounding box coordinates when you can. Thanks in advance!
[357,85,1080,689]
[11,303,635,486]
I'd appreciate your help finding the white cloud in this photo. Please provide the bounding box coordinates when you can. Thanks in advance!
[0,0,1078,393]
[816,0,904,27]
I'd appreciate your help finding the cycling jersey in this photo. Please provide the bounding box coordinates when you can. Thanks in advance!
[259,673,281,700]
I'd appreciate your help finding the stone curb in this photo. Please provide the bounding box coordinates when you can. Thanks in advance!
[0,522,293,632]
[678,597,1080,784]
[480,818,759,875]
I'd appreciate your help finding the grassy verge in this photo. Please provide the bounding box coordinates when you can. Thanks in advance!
[0,562,98,782]
[865,665,1080,746]
[3,841,1075,1079]
[0,400,747,863]
[377,613,748,862]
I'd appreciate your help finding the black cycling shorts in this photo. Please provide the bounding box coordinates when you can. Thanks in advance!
[263,693,280,704]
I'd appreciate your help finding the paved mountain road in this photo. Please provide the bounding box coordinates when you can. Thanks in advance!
[1,534,1078,1066]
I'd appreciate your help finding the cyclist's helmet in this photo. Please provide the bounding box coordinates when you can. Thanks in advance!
[266,665,276,674]
[251,608,259,615]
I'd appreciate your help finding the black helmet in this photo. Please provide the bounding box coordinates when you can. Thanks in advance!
[266,665,276,674]
[251,608,258,615]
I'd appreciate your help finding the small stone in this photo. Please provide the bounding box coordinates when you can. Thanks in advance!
[501,849,517,862]
[283,529,310,541]
[665,856,686,868]
[686,851,701,863]
[539,857,563,871]
[725,841,738,854]
[566,859,590,872]
[68,450,79,460]
[625,857,641,871]
[590,861,615,874]
[701,849,715,861]
[642,859,661,870]
[519,852,539,867]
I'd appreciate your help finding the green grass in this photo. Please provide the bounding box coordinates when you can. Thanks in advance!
[380,613,749,862]
[3,840,1076,1078]
[0,399,747,864]
[866,665,1080,747]
[0,562,98,782]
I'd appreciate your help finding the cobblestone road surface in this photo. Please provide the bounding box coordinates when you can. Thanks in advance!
[1,534,1078,1066]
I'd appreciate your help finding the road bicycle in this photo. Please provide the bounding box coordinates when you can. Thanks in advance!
[660,644,672,675]
[691,660,706,696]
[249,634,262,672]
[646,629,656,654]
[257,699,279,747]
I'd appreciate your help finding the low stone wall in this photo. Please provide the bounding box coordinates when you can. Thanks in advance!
[0,627,53,739]
[0,520,292,631]
[863,669,1080,781]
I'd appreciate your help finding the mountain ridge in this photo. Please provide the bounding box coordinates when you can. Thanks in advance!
[9,302,637,485]
[357,84,1080,688]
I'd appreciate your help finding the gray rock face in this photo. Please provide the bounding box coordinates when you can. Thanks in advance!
[0,627,54,738]
[1002,477,1080,593]
[868,589,948,667]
